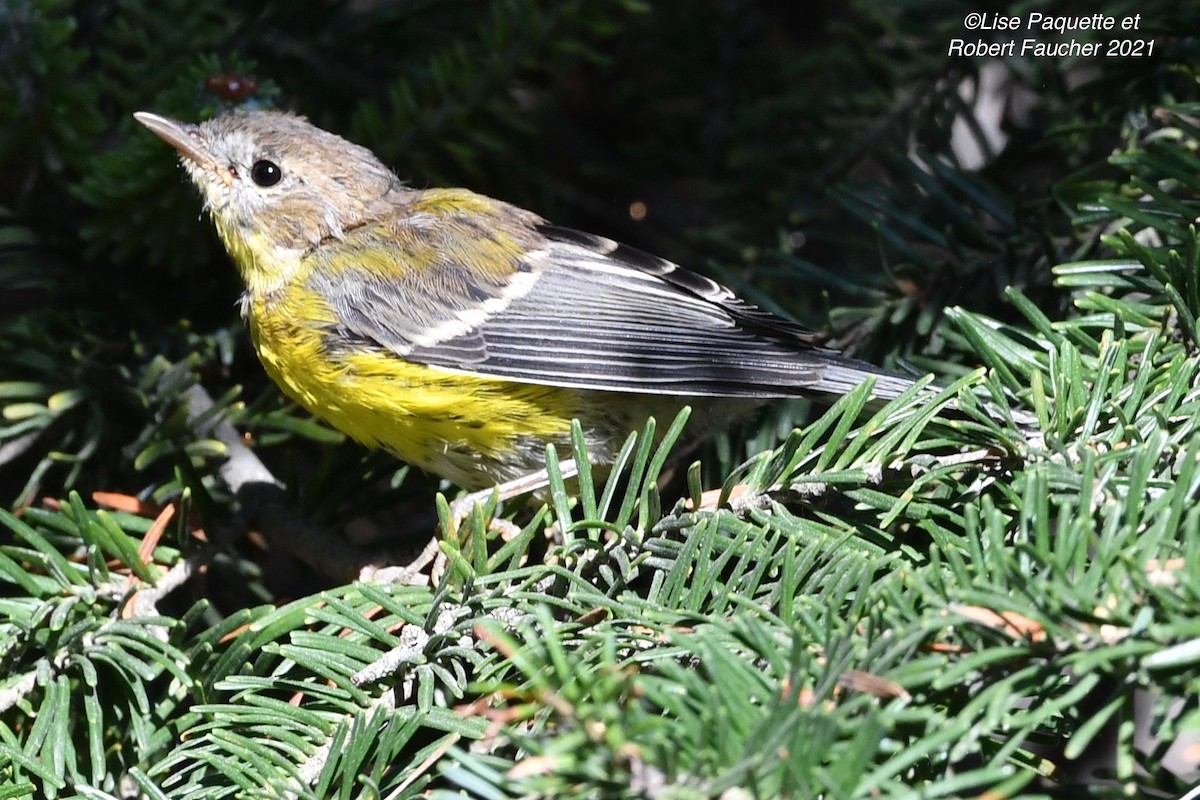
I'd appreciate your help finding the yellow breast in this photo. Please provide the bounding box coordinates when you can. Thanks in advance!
[243,281,577,487]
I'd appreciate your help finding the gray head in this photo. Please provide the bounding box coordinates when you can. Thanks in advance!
[135,109,403,253]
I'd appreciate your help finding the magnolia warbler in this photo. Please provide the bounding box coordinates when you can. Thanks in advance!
[134,109,919,495]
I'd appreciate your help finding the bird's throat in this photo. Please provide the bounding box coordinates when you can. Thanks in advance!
[214,214,306,301]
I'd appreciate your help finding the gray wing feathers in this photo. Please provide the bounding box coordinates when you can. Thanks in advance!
[401,230,917,400]
[306,220,917,401]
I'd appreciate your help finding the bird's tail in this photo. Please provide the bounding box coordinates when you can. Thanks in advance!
[816,352,1041,437]
[812,353,925,402]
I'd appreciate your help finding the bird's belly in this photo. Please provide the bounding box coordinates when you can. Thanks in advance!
[246,305,582,487]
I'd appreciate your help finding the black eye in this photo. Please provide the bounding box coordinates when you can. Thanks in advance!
[250,160,282,187]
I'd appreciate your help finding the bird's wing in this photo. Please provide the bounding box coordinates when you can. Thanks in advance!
[306,215,915,400]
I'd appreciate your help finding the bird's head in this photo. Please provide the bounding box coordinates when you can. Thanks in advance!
[135,109,401,273]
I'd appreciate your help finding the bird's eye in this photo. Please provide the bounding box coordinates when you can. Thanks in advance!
[250,160,282,187]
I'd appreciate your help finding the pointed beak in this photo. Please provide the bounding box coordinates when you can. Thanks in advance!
[134,111,226,179]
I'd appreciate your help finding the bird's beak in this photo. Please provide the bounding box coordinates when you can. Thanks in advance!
[134,111,231,185]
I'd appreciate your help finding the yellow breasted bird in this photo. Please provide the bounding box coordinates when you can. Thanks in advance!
[134,109,919,494]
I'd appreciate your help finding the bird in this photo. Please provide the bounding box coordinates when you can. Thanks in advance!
[134,108,921,499]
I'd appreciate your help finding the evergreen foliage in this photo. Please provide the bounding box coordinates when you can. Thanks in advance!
[2,1,1199,797]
